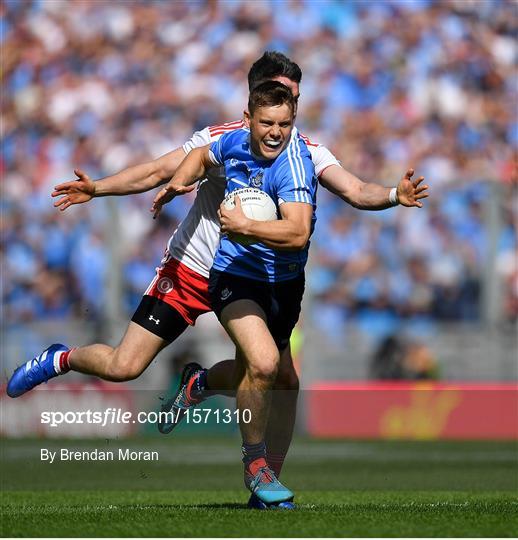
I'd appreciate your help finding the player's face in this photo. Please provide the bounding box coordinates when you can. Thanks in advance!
[271,76,300,117]
[245,103,294,160]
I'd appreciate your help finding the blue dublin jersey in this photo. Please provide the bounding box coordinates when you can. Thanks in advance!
[209,128,317,282]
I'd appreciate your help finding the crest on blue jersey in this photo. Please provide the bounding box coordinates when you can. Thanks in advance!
[250,171,264,188]
[228,158,252,186]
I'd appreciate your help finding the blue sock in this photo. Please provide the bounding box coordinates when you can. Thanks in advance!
[191,369,209,399]
[242,441,266,466]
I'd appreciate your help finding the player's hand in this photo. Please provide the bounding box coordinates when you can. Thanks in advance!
[396,169,429,208]
[218,196,250,235]
[51,169,96,211]
[151,181,195,219]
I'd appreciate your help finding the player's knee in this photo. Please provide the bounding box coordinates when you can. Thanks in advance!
[248,355,279,383]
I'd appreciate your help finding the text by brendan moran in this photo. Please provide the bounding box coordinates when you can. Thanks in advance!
[41,448,159,464]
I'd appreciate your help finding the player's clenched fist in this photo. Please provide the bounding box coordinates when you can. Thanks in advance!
[396,168,429,208]
[51,169,96,211]
[218,195,249,235]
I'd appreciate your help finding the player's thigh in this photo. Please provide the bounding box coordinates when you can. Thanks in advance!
[132,295,190,343]
[119,293,190,378]
[220,299,279,375]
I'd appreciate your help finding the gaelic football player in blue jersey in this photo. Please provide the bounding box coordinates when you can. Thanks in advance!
[153,81,316,506]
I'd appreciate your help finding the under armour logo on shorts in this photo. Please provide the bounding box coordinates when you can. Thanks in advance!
[148,315,160,325]
[220,287,232,301]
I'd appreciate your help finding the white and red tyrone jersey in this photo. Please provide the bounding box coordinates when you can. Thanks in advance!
[166,120,340,279]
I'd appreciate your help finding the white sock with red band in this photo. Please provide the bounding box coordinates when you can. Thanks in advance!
[55,348,75,374]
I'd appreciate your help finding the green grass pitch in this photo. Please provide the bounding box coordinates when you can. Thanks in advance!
[1,436,517,537]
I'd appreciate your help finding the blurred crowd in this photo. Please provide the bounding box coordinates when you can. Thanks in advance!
[3,0,517,342]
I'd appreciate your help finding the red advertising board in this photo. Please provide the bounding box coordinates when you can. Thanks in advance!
[306,382,518,440]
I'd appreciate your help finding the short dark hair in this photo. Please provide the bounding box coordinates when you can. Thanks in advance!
[248,81,295,116]
[248,51,302,91]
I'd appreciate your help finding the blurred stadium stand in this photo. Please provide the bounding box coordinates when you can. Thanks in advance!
[2,0,516,406]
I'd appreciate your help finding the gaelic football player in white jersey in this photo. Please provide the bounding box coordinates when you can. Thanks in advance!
[7,52,428,508]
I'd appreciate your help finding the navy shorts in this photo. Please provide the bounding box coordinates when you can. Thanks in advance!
[208,270,305,351]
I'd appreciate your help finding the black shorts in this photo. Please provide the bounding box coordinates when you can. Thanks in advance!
[131,295,189,343]
[208,270,305,351]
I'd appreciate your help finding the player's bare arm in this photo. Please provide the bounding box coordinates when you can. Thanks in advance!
[52,147,187,211]
[319,165,429,210]
[151,145,214,217]
[219,197,313,250]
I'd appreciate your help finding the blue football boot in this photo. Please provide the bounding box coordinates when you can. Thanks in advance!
[7,344,69,397]
[247,492,296,510]
[157,362,205,434]
[245,465,294,505]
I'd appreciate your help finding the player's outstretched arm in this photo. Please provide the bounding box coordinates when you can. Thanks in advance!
[151,145,214,218]
[51,148,187,211]
[319,165,429,210]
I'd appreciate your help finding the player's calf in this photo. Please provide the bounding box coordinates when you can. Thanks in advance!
[103,352,147,382]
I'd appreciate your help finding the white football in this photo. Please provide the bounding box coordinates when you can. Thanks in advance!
[222,187,277,245]
[223,187,278,221]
